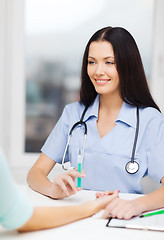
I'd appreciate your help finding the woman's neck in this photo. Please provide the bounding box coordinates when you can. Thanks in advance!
[99,94,123,113]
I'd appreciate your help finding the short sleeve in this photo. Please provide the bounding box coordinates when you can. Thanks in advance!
[41,105,70,163]
[0,149,33,230]
[146,114,164,183]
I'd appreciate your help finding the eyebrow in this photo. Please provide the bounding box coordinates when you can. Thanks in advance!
[88,56,115,59]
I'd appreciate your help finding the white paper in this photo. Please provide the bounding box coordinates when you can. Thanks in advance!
[108,213,164,231]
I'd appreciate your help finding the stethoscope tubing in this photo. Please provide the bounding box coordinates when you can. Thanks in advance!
[131,106,139,163]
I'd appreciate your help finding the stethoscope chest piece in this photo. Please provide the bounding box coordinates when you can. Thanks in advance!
[125,161,139,174]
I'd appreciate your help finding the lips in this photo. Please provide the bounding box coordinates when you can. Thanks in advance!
[95,78,111,85]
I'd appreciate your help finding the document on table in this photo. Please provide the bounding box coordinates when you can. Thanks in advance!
[106,212,164,232]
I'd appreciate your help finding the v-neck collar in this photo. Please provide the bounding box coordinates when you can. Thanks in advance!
[82,95,137,129]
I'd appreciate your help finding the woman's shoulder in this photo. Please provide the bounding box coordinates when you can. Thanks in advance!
[65,101,84,112]
[62,101,85,121]
[140,106,163,117]
[140,106,164,126]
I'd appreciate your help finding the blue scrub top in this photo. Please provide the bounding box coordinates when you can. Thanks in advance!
[41,95,164,194]
[0,148,33,230]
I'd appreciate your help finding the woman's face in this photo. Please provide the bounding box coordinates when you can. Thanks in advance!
[87,40,120,97]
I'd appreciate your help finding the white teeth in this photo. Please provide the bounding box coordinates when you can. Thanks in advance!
[96,80,108,83]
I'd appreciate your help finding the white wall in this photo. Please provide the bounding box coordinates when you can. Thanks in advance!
[151,0,164,113]
[0,0,7,151]
[140,0,164,192]
[0,0,24,159]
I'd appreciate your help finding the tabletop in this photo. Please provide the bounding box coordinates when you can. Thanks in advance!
[0,185,164,240]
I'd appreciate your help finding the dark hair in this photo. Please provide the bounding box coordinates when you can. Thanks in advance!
[80,26,160,112]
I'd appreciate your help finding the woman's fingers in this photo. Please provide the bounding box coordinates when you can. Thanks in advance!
[68,170,86,179]
[54,177,70,197]
[102,198,141,219]
[51,170,86,199]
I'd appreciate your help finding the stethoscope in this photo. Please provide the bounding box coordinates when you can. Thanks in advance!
[61,105,139,174]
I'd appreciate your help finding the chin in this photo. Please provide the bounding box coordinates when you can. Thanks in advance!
[95,88,112,95]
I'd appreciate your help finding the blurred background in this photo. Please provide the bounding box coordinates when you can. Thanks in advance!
[0,0,164,192]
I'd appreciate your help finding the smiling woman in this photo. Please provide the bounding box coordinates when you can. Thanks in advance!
[27,26,164,223]
[24,0,155,154]
[0,0,163,200]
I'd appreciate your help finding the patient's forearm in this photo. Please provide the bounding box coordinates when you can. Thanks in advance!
[18,202,100,232]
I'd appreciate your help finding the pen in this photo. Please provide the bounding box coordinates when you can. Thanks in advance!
[140,209,164,218]
[77,151,82,188]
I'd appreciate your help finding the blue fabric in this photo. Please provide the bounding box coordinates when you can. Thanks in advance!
[0,148,33,230]
[41,95,164,193]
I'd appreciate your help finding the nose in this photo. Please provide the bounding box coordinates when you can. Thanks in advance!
[95,63,105,75]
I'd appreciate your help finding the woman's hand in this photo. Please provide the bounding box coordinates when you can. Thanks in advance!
[102,198,143,219]
[89,190,119,214]
[50,170,86,199]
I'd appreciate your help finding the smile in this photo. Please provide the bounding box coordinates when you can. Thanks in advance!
[95,79,110,85]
